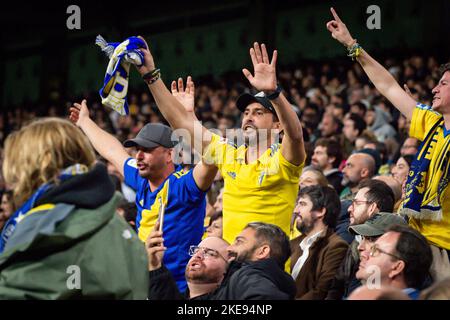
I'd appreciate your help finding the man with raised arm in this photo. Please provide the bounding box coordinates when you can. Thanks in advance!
[135,38,306,244]
[326,7,450,280]
[69,101,216,292]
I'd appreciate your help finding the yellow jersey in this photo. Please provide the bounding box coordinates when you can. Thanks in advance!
[407,103,450,250]
[203,133,303,244]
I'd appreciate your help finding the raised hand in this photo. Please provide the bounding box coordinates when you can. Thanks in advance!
[69,99,90,127]
[242,42,278,93]
[326,7,356,48]
[171,76,195,113]
[135,36,156,76]
[145,220,167,271]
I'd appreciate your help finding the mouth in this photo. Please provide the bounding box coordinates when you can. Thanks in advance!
[188,261,203,270]
[432,96,440,104]
[243,124,256,131]
[137,162,147,170]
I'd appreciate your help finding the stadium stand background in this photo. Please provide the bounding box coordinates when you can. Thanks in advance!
[1,0,449,109]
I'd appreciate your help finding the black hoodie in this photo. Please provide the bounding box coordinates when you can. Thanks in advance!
[213,258,296,300]
[149,258,296,300]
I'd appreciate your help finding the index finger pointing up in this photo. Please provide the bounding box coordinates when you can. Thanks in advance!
[330,7,342,23]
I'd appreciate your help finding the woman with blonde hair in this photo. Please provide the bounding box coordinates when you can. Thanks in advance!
[0,118,148,299]
[299,166,329,190]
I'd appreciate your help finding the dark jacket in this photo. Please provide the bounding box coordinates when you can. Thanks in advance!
[291,227,348,300]
[0,164,149,299]
[334,200,355,244]
[325,169,344,195]
[326,239,361,300]
[149,258,296,300]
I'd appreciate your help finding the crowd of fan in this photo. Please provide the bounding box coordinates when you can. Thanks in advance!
[0,52,441,199]
[0,49,449,300]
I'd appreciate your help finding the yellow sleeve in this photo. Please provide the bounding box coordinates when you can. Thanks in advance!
[276,148,304,183]
[410,103,442,141]
[202,133,233,171]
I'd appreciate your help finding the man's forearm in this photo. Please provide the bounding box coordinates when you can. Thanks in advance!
[354,49,415,119]
[146,79,212,152]
[78,117,128,174]
[271,93,303,142]
[356,50,398,96]
[147,79,191,130]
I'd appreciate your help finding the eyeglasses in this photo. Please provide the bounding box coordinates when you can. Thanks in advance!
[351,199,373,207]
[189,245,228,263]
[369,243,402,261]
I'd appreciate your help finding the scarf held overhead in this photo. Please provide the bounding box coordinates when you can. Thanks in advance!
[400,116,450,221]
[96,35,146,115]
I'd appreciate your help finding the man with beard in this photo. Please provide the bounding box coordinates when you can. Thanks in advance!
[290,185,348,299]
[70,102,212,293]
[311,138,344,194]
[348,179,394,226]
[326,179,395,299]
[147,222,296,300]
[340,152,376,200]
[135,38,306,245]
[147,221,230,300]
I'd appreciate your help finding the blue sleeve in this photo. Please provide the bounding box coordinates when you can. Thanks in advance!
[123,157,140,191]
[176,170,207,205]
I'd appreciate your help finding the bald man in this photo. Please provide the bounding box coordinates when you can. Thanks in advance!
[340,153,376,200]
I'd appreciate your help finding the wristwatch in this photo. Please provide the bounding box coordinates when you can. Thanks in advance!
[265,84,282,100]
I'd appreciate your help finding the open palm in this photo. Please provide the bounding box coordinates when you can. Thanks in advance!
[243,42,278,93]
[171,76,195,113]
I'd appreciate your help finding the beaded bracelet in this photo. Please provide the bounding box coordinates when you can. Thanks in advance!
[347,42,362,61]
[143,68,161,85]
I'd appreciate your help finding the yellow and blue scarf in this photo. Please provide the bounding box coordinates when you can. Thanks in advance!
[96,35,146,115]
[400,118,450,221]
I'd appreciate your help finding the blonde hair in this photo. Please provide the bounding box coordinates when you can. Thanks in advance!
[301,166,329,187]
[3,117,96,207]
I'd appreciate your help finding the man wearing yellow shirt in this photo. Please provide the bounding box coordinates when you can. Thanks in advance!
[327,7,450,281]
[135,37,306,244]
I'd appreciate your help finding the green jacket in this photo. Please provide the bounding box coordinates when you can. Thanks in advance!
[0,164,148,299]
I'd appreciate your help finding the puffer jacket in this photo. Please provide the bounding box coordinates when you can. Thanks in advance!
[0,163,148,299]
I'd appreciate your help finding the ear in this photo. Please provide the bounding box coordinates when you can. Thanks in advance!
[166,148,173,163]
[273,121,282,131]
[360,167,369,179]
[315,207,326,220]
[255,244,271,260]
[388,259,405,280]
[368,202,378,216]
[328,156,336,165]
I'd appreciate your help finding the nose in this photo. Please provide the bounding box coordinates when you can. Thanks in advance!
[136,150,144,159]
[193,249,205,260]
[391,166,397,175]
[294,203,301,215]
[432,85,439,94]
[348,203,354,214]
[357,240,365,252]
